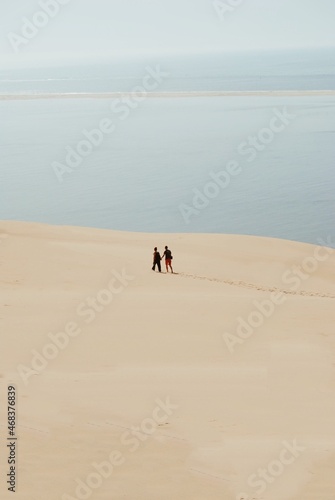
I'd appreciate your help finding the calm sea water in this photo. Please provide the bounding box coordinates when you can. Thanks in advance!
[1,50,335,246]
[1,49,335,95]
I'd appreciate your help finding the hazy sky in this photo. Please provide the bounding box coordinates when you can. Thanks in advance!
[0,0,334,66]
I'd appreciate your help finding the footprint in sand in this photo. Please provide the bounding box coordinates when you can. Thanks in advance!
[177,273,335,299]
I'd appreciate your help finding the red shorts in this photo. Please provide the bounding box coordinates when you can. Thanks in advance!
[165,259,172,266]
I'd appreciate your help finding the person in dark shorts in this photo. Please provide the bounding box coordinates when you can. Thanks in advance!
[162,245,173,273]
[152,247,161,272]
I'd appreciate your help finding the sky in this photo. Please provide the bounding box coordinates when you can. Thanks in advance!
[0,0,334,67]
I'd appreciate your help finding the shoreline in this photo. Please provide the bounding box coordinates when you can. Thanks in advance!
[1,89,335,100]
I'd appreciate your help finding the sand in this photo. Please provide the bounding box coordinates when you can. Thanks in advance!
[1,220,335,500]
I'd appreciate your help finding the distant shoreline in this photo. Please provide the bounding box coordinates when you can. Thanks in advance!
[1,90,335,100]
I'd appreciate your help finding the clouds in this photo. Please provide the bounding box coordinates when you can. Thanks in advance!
[0,0,334,66]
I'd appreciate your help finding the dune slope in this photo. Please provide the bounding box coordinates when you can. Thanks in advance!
[1,221,335,500]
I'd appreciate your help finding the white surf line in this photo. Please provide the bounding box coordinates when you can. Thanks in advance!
[1,90,335,100]
[177,273,335,299]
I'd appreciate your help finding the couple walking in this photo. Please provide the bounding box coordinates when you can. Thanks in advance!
[152,246,173,273]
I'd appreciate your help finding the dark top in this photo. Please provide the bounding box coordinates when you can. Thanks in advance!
[163,249,172,259]
[153,251,161,262]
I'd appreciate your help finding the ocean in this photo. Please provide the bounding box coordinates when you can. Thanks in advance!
[1,49,335,246]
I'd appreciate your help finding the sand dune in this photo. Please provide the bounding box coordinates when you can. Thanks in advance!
[1,221,335,500]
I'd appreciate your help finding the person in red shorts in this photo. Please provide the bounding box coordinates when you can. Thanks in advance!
[162,245,173,273]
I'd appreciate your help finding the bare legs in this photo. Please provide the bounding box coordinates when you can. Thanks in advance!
[166,262,173,273]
